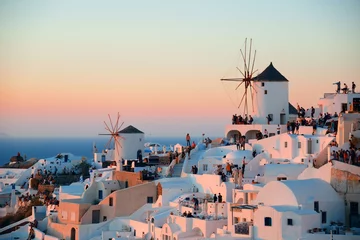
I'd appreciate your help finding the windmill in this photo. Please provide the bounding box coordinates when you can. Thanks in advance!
[99,113,125,171]
[221,38,258,117]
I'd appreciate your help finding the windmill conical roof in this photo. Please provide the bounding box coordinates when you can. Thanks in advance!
[289,103,298,115]
[119,125,144,134]
[253,62,288,82]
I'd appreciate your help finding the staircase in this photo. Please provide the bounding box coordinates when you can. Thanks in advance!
[172,161,184,177]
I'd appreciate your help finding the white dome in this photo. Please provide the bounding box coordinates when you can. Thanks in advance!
[225,150,253,161]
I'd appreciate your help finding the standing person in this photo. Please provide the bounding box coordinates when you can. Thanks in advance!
[277,124,281,135]
[333,81,341,93]
[242,157,247,176]
[213,194,217,203]
[186,133,191,146]
[264,129,268,138]
[266,114,272,125]
[295,121,300,135]
[352,82,356,93]
[312,121,317,135]
[311,106,315,118]
[187,146,191,160]
[287,121,291,134]
[218,193,223,203]
[232,168,239,188]
[236,137,240,150]
[291,121,296,134]
[226,163,231,175]
[241,137,246,150]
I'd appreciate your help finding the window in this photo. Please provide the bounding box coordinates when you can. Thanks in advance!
[350,202,359,216]
[287,218,293,226]
[234,217,239,224]
[261,82,265,87]
[62,211,68,220]
[264,217,272,226]
[301,159,304,163]
[103,216,107,221]
[316,140,319,144]
[98,190,103,200]
[147,197,153,203]
[284,142,288,148]
[277,177,287,181]
[314,201,319,213]
[203,164,208,172]
[265,90,268,94]
[321,211,327,224]
[71,212,75,221]
[298,142,301,148]
[109,197,113,206]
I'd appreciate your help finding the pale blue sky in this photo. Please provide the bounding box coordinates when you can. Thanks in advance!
[0,0,359,137]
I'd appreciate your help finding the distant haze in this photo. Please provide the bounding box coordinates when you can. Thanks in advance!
[0,0,359,137]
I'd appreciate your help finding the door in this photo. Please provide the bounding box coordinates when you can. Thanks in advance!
[71,227,76,240]
[341,103,348,113]
[98,190,103,200]
[280,113,286,125]
[353,98,360,112]
[92,210,100,223]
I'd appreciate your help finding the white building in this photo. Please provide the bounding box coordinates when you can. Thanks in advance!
[254,179,345,240]
[118,125,145,160]
[318,92,360,115]
[252,62,289,125]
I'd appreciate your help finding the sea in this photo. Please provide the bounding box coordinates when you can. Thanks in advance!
[0,136,217,166]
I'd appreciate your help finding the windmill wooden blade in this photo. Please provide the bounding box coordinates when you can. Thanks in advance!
[250,50,257,77]
[114,113,120,133]
[220,78,244,82]
[238,91,247,109]
[105,135,114,149]
[248,39,252,77]
[244,88,248,115]
[235,81,244,90]
[240,49,248,78]
[251,69,258,78]
[117,122,124,132]
[104,121,112,133]
[236,67,245,78]
[108,114,115,132]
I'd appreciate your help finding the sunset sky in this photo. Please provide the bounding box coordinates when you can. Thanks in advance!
[0,0,359,138]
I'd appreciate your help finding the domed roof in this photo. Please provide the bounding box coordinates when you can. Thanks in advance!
[225,150,252,161]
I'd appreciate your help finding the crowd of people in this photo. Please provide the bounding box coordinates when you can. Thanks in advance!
[232,114,254,125]
[333,81,356,94]
[330,147,360,166]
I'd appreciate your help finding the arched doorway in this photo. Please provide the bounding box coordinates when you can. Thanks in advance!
[71,227,76,240]
[226,130,241,143]
[245,130,261,141]
[236,198,244,204]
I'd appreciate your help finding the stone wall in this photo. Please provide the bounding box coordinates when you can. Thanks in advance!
[330,168,360,194]
[112,171,146,188]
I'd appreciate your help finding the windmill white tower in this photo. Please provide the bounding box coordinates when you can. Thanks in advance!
[221,38,289,125]
[99,113,125,171]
